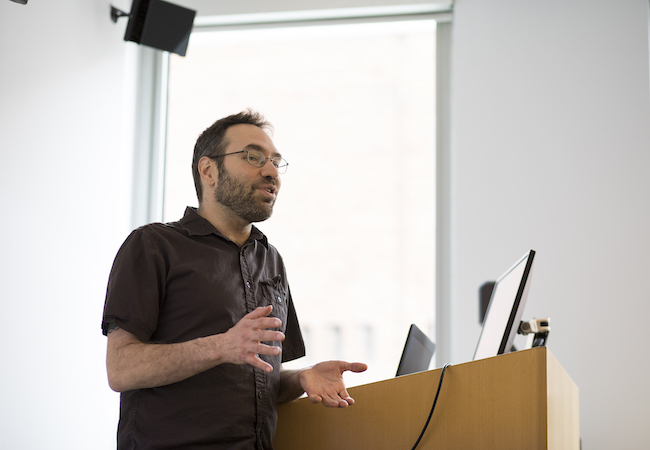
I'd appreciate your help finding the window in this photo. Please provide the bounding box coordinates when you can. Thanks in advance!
[162,15,440,386]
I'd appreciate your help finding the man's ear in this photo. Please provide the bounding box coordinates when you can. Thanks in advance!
[198,156,218,193]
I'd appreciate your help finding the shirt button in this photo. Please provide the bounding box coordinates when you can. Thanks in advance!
[277,296,282,303]
[246,281,251,289]
[257,391,263,399]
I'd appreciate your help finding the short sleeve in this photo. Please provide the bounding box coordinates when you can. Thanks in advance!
[280,285,306,363]
[102,228,167,342]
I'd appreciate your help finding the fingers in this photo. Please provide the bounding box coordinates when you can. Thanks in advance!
[307,392,349,407]
[315,391,354,408]
[245,305,274,319]
[308,393,323,404]
[256,342,282,356]
[242,306,285,345]
[331,387,354,407]
[245,306,284,333]
[338,387,354,406]
[246,352,275,373]
[220,306,285,371]
[347,362,368,373]
[242,343,285,373]
[256,329,285,343]
[331,361,368,374]
[239,330,285,364]
[324,397,351,408]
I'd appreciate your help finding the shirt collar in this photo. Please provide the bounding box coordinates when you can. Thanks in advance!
[178,207,269,249]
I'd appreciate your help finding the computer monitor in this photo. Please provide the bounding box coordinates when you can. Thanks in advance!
[473,250,536,361]
[396,324,436,377]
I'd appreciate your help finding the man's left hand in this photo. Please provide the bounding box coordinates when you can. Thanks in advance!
[299,361,368,407]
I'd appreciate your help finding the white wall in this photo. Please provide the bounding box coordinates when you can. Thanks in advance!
[0,1,135,448]
[452,0,650,448]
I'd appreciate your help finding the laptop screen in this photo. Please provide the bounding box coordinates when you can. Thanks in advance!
[396,324,436,377]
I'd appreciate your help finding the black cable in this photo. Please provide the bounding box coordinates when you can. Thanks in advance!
[410,363,451,450]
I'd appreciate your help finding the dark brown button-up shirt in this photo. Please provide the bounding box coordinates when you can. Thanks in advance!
[102,207,305,449]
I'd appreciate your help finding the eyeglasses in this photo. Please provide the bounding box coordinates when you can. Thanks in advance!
[213,149,289,174]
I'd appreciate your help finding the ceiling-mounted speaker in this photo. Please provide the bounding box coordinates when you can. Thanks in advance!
[119,0,196,56]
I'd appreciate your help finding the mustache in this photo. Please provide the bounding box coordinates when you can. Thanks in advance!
[251,177,277,189]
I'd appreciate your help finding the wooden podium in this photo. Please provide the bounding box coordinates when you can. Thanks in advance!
[274,347,579,449]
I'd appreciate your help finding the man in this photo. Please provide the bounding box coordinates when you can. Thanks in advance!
[102,110,367,449]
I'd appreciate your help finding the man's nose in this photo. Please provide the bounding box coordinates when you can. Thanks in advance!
[260,159,280,178]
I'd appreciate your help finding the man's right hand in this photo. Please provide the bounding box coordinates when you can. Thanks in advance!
[213,305,285,373]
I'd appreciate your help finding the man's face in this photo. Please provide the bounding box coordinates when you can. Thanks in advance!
[213,124,282,223]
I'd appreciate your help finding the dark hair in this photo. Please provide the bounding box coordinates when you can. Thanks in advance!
[192,109,272,203]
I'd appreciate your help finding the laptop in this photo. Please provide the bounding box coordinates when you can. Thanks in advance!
[396,324,436,377]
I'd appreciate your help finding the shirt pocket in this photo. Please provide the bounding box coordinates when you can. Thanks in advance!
[259,275,288,333]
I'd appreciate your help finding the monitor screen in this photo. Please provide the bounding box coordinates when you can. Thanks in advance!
[473,250,535,361]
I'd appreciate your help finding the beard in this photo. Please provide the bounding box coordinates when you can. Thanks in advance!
[214,167,276,223]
